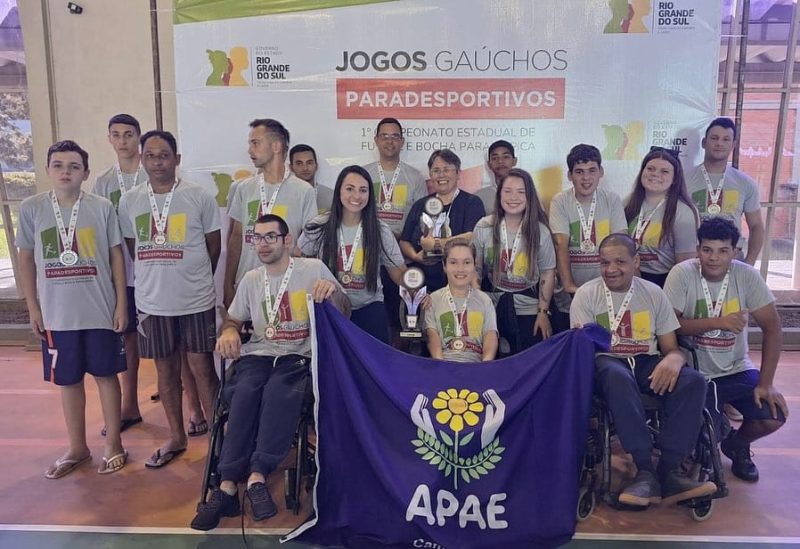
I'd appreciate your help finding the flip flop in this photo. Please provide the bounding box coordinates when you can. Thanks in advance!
[101,417,143,437]
[188,419,208,437]
[144,447,186,469]
[45,454,92,479]
[98,450,129,475]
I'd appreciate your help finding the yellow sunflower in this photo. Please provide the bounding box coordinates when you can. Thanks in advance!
[431,388,484,433]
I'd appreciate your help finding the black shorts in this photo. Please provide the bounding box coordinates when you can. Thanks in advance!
[42,329,124,386]
[137,307,216,359]
[124,286,138,334]
[707,369,787,423]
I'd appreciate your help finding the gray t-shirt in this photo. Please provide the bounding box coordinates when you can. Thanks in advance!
[686,165,761,250]
[228,258,341,358]
[571,276,680,358]
[17,192,121,331]
[228,173,317,284]
[363,161,428,237]
[549,186,627,286]
[472,216,556,315]
[93,164,147,287]
[475,185,497,215]
[314,183,335,214]
[423,287,498,363]
[118,180,221,316]
[297,215,404,309]
[627,200,698,275]
[663,258,774,379]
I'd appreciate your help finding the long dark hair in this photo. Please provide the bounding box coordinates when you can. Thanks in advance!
[304,165,383,293]
[490,168,549,282]
[624,150,698,247]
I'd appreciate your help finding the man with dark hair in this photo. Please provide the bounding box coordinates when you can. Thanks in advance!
[289,143,333,213]
[664,217,787,482]
[571,233,714,508]
[92,114,146,435]
[118,131,222,468]
[476,140,518,213]
[224,119,317,308]
[686,117,764,265]
[191,214,349,530]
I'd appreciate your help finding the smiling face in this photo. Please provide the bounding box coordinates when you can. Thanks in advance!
[499,175,527,216]
[430,156,459,196]
[339,172,370,216]
[568,160,603,200]
[443,244,475,291]
[641,157,675,198]
[599,243,639,292]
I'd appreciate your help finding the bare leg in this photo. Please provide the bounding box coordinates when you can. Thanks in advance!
[154,350,187,452]
[120,331,142,420]
[186,351,219,425]
[182,350,205,427]
[737,419,784,444]
[59,382,91,461]
[94,374,124,458]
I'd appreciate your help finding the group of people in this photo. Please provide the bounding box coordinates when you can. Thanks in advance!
[16,113,788,529]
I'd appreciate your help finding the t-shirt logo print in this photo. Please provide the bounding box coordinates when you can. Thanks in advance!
[410,389,506,490]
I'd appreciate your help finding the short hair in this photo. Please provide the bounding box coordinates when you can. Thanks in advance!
[107,114,141,135]
[47,140,89,170]
[249,119,290,152]
[376,117,403,135]
[255,213,290,236]
[442,237,476,262]
[598,233,638,257]
[289,144,317,164]
[427,149,461,171]
[697,217,740,247]
[567,144,602,172]
[140,130,178,155]
[705,117,737,140]
[488,140,515,158]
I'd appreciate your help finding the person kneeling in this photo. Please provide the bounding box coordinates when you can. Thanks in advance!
[570,234,715,507]
[191,214,349,530]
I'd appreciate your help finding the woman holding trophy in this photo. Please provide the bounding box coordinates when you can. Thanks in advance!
[299,165,406,343]
[399,149,486,292]
[472,168,557,355]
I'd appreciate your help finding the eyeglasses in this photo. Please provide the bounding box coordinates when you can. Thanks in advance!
[377,133,403,141]
[251,232,286,245]
[649,146,680,159]
[430,167,457,176]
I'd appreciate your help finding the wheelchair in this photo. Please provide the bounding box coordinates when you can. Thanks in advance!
[198,356,317,517]
[577,346,729,522]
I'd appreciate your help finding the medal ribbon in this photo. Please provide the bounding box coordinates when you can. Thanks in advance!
[633,199,665,244]
[700,165,727,209]
[445,286,471,338]
[114,163,144,195]
[258,169,291,216]
[377,163,401,205]
[50,190,82,254]
[574,189,597,246]
[500,218,523,276]
[338,222,363,274]
[433,189,459,236]
[602,279,636,340]
[700,269,730,319]
[147,181,177,237]
[263,258,294,328]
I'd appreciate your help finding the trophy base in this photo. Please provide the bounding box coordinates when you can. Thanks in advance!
[422,251,443,265]
[400,330,424,339]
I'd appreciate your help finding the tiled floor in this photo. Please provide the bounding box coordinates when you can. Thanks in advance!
[0,346,797,547]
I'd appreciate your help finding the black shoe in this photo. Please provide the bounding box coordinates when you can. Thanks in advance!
[246,482,278,521]
[190,488,241,531]
[721,435,759,482]
[660,466,717,505]
[618,470,661,507]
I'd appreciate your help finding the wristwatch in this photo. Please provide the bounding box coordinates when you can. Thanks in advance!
[538,306,551,316]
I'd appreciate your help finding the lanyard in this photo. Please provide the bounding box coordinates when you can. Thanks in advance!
[700,165,727,207]
[50,190,82,253]
[633,199,665,244]
[114,163,144,195]
[500,218,522,276]
[603,279,635,339]
[377,163,401,204]
[434,189,459,235]
[147,181,177,237]
[263,259,294,327]
[574,189,597,245]
[445,286,471,338]
[259,169,291,215]
[338,222,363,273]
[700,269,730,319]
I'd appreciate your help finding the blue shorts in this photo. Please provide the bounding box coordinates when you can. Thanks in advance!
[707,369,787,424]
[42,329,125,386]
[124,286,138,334]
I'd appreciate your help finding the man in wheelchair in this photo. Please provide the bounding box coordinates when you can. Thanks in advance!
[191,214,350,530]
[571,234,716,508]
[664,218,787,482]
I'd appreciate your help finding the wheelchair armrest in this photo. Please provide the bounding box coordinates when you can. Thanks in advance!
[677,336,700,372]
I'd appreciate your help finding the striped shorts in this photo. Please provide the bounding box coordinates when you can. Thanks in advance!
[137,307,216,359]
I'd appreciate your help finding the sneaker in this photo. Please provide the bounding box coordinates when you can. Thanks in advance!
[618,470,661,507]
[246,482,278,521]
[724,403,744,422]
[190,488,241,531]
[660,466,717,505]
[721,435,759,482]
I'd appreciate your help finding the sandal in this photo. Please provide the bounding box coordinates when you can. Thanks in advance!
[98,450,129,474]
[144,447,186,469]
[45,454,92,479]
[188,419,208,437]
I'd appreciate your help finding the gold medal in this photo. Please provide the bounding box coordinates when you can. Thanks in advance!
[265,326,277,339]
[452,338,465,351]
[341,273,352,285]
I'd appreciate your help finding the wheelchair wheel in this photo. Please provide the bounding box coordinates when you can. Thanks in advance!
[285,468,299,513]
[576,487,595,522]
[690,499,714,522]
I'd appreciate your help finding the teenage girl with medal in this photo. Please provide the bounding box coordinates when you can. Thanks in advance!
[299,165,406,343]
[624,148,699,287]
[423,239,498,362]
[473,168,556,354]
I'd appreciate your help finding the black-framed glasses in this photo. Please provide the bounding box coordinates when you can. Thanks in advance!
[251,232,286,245]
[649,145,681,159]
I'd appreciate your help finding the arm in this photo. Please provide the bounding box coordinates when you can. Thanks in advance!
[674,308,748,336]
[750,302,788,418]
[18,249,45,340]
[400,239,424,263]
[110,245,128,333]
[553,234,578,293]
[744,209,764,265]
[481,330,498,361]
[216,315,245,360]
[205,229,222,274]
[650,331,688,395]
[387,264,407,287]
[124,237,135,258]
[311,279,351,318]
[224,220,243,308]
[426,328,444,359]
[533,268,555,339]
